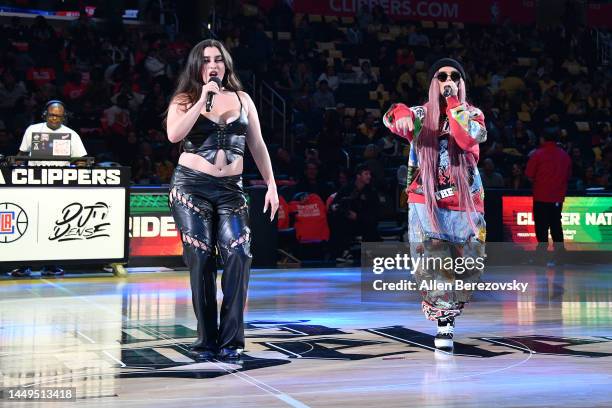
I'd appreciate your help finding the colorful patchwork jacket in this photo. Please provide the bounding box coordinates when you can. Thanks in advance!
[383,96,487,212]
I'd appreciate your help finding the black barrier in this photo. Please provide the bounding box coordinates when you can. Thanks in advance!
[247,185,278,268]
[484,188,505,242]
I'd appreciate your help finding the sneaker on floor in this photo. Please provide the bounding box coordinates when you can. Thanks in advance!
[41,265,64,277]
[10,267,32,277]
[435,317,454,351]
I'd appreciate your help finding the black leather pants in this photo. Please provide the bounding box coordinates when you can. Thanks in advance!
[169,165,252,351]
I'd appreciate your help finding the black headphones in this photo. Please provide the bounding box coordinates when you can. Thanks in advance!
[42,99,67,124]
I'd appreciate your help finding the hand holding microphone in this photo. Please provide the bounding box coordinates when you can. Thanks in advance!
[202,77,223,112]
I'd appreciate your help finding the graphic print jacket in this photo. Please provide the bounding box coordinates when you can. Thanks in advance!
[383,96,487,213]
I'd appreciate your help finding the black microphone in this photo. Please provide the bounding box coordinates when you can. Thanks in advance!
[443,85,452,98]
[205,77,223,112]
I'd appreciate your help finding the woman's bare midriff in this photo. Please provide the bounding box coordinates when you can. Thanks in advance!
[178,151,243,177]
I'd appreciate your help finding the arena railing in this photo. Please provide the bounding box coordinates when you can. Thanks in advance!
[257,79,289,153]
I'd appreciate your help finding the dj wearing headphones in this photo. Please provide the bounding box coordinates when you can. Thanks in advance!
[17,100,87,166]
[10,100,88,278]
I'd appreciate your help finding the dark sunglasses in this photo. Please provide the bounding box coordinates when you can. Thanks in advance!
[436,71,461,82]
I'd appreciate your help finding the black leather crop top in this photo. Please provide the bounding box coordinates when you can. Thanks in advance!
[182,92,248,164]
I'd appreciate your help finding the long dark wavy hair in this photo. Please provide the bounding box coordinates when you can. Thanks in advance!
[169,39,243,110]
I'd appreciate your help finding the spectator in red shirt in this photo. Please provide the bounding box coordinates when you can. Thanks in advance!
[103,94,132,137]
[525,132,572,265]
[62,72,87,102]
[26,66,56,89]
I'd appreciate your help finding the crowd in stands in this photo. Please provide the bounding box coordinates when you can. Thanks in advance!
[0,2,610,262]
[0,12,189,184]
[215,2,610,259]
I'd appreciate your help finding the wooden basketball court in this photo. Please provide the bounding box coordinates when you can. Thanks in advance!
[1,265,610,407]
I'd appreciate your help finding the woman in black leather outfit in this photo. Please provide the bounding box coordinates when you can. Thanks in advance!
[166,39,279,361]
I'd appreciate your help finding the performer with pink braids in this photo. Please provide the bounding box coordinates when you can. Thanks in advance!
[383,58,487,351]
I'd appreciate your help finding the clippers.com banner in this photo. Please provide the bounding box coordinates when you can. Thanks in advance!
[587,2,612,28]
[502,196,612,249]
[0,188,126,262]
[285,0,535,24]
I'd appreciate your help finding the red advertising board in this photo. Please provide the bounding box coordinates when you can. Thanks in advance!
[502,196,537,244]
[129,215,182,257]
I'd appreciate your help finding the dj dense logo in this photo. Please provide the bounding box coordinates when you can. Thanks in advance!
[0,202,28,243]
[49,202,111,242]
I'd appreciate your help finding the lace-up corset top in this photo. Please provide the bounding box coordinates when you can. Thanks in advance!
[182,92,248,164]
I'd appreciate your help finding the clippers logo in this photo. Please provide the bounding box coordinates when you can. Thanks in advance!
[0,203,28,243]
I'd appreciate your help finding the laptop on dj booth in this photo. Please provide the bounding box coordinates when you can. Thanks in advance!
[30,132,72,159]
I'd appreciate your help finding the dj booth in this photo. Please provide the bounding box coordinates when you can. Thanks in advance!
[0,159,131,271]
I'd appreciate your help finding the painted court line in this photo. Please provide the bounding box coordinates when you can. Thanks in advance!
[40,278,311,408]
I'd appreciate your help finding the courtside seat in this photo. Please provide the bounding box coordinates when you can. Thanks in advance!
[279,184,297,202]
[378,221,406,242]
[277,196,300,266]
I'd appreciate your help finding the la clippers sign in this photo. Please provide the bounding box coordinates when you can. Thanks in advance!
[0,166,129,264]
